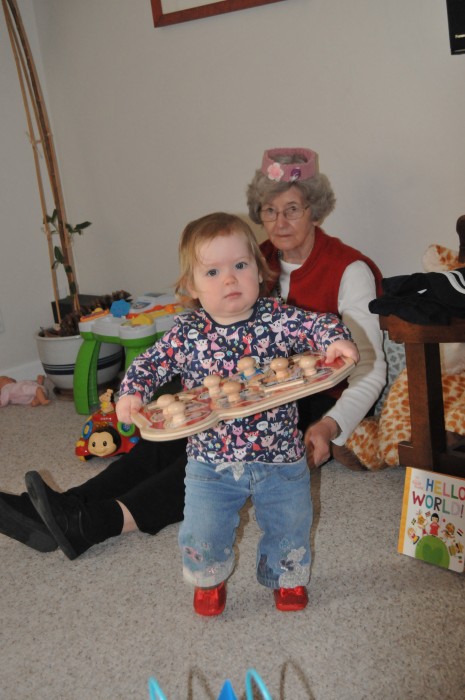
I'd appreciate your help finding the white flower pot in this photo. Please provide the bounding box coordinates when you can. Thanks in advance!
[35,332,122,392]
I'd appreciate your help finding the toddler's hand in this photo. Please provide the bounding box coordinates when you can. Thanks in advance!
[325,339,359,365]
[116,394,142,424]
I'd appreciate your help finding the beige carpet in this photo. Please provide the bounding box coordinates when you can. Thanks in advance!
[1,390,464,700]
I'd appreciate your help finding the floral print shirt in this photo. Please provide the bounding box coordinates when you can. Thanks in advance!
[119,297,352,464]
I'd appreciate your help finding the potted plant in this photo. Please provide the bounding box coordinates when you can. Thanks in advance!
[3,0,129,394]
[33,210,131,392]
[34,312,128,394]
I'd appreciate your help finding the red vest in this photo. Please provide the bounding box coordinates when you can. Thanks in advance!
[260,227,383,315]
[260,228,383,399]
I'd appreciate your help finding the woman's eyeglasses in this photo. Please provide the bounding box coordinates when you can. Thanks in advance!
[259,205,309,223]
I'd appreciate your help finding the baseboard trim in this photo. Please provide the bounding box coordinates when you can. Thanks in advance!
[0,359,44,381]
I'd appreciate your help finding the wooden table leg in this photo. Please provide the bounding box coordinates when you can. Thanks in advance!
[398,342,446,467]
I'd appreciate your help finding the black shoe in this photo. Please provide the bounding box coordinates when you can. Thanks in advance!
[25,472,94,560]
[0,491,58,552]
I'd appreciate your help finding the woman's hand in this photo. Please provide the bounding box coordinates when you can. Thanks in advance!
[304,340,358,467]
[116,394,142,424]
[325,339,359,365]
[304,416,339,468]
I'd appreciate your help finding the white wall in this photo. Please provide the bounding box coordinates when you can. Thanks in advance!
[0,0,56,376]
[1,0,465,376]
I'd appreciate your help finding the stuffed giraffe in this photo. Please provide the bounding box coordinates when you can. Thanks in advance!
[335,229,465,471]
[341,369,465,471]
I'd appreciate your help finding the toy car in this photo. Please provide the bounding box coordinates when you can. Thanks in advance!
[75,389,140,460]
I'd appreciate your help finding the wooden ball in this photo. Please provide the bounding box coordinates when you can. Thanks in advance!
[168,401,186,426]
[222,381,241,403]
[237,357,256,377]
[300,355,319,377]
[157,393,176,408]
[270,357,288,372]
[270,357,290,381]
[157,394,176,416]
[203,374,222,396]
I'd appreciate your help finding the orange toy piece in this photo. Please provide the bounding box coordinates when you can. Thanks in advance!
[132,353,355,441]
[79,307,110,323]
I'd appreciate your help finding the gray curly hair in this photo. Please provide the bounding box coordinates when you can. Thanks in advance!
[246,152,336,225]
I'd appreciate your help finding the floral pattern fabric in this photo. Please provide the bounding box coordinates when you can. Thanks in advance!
[119,297,352,464]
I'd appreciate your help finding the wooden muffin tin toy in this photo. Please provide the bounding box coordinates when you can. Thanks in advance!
[132,353,355,441]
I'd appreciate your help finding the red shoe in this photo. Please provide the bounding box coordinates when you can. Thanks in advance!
[193,582,226,616]
[273,586,308,611]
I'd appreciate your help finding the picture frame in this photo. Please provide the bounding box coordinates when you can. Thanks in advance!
[150,0,285,28]
[446,0,465,55]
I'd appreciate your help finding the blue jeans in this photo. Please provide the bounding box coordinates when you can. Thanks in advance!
[178,456,312,590]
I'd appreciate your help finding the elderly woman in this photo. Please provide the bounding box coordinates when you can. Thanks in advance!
[247,147,386,467]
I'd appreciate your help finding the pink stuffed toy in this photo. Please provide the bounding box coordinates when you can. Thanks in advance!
[0,375,50,407]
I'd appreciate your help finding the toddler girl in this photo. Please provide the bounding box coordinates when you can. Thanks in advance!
[116,212,358,615]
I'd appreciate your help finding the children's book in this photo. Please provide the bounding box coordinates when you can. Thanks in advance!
[398,467,465,572]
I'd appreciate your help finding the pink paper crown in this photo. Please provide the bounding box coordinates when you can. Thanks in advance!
[261,148,317,183]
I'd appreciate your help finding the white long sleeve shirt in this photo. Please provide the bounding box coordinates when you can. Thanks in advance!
[279,258,386,444]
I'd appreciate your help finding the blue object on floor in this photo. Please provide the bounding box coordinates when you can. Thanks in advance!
[148,677,168,700]
[147,668,272,699]
[245,669,273,699]
[217,679,238,699]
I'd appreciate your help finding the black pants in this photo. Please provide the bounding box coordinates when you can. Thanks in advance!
[297,393,337,433]
[67,437,187,535]
[65,393,335,536]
